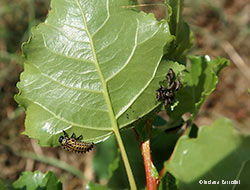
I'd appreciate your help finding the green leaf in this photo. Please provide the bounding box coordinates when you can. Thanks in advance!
[13,171,62,190]
[158,172,179,190]
[164,0,193,61]
[15,0,172,145]
[165,118,250,190]
[167,56,229,124]
[86,182,111,190]
[151,163,159,179]
[151,130,182,171]
[153,114,167,127]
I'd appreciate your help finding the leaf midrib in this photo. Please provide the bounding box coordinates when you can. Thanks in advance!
[74,0,118,131]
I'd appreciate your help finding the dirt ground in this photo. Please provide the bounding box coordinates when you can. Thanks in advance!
[0,0,249,189]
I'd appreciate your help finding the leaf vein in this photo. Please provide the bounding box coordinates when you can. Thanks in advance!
[41,33,95,65]
[106,18,139,82]
[116,49,162,119]
[30,63,103,94]
[92,0,110,37]
[74,0,118,131]
[44,23,90,44]
[28,100,111,131]
[96,23,124,54]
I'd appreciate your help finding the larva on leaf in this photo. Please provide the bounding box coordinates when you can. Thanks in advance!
[59,130,94,153]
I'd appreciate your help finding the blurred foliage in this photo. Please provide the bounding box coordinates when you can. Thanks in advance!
[0,0,51,133]
[0,171,62,190]
[13,170,62,190]
[0,0,50,53]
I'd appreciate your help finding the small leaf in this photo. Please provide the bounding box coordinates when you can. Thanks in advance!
[164,0,193,61]
[165,118,250,190]
[158,172,179,190]
[15,0,172,145]
[167,56,229,124]
[151,162,159,179]
[13,171,62,190]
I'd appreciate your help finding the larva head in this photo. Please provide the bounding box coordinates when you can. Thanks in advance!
[59,136,66,144]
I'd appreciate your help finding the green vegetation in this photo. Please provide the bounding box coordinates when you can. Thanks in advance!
[1,0,249,189]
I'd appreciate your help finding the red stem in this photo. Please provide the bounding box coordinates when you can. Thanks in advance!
[141,139,159,190]
[136,119,159,190]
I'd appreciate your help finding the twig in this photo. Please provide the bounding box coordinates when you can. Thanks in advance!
[30,139,44,156]
[1,142,86,180]
[16,151,86,180]
[25,158,35,171]
[222,41,250,82]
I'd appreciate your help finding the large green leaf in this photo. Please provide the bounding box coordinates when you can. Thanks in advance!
[13,171,62,190]
[165,118,250,190]
[15,0,172,145]
[166,56,229,125]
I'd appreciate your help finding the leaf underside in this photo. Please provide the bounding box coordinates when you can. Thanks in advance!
[15,0,173,146]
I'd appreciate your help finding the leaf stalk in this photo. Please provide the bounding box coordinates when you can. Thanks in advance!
[113,128,137,190]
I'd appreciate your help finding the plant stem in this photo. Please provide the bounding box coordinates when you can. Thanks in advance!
[140,119,159,190]
[141,139,159,190]
[114,128,137,190]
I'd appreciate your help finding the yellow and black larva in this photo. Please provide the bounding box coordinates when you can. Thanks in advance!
[59,130,94,153]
